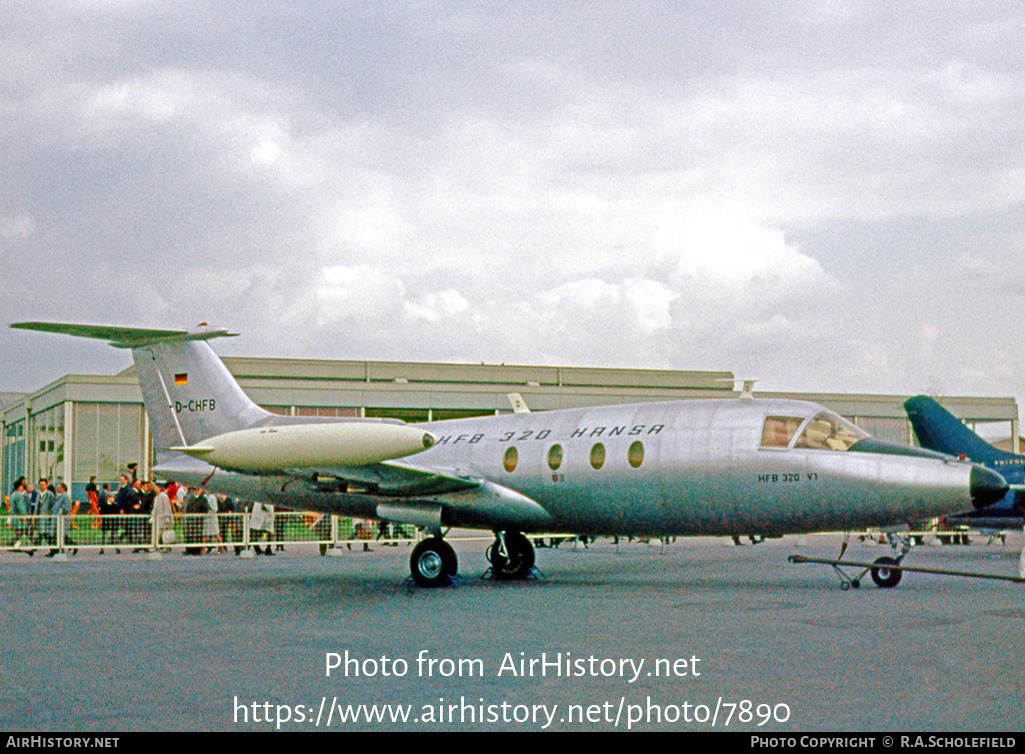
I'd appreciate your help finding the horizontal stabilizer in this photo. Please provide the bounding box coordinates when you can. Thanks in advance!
[11,321,237,348]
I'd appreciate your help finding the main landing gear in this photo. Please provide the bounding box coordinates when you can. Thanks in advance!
[408,530,538,587]
[486,530,536,581]
[409,537,457,588]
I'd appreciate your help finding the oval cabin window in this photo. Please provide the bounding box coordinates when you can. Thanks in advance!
[503,446,518,473]
[628,441,644,468]
[548,444,563,470]
[590,443,605,470]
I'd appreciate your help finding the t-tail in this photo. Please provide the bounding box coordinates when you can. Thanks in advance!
[11,322,272,463]
[904,395,1017,465]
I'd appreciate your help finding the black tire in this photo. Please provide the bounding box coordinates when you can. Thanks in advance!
[870,556,902,588]
[410,538,457,588]
[490,531,535,581]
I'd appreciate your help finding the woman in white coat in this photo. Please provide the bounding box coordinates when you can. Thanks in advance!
[203,491,226,553]
[151,481,175,550]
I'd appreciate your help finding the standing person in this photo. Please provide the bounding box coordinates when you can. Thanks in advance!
[136,480,156,550]
[49,482,74,556]
[183,486,209,555]
[203,490,225,553]
[126,479,145,549]
[165,480,179,510]
[85,476,100,516]
[140,481,156,515]
[84,476,101,536]
[249,501,275,556]
[219,494,243,554]
[36,479,56,548]
[98,484,119,553]
[113,474,132,545]
[24,482,37,544]
[25,481,37,513]
[151,481,175,551]
[6,479,31,553]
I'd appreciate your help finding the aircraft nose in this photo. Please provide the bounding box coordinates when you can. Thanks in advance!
[970,465,1008,509]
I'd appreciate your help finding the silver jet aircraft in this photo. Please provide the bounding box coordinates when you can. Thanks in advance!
[12,322,1007,587]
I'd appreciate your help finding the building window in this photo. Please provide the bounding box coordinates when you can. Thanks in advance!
[504,446,518,473]
[73,402,145,482]
[590,443,605,470]
[294,406,361,418]
[547,444,563,470]
[365,407,430,423]
[628,441,644,468]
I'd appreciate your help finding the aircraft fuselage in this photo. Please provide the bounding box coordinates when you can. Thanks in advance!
[160,398,993,537]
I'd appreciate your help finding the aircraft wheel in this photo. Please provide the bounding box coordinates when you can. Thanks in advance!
[489,531,535,581]
[410,537,457,588]
[870,556,902,589]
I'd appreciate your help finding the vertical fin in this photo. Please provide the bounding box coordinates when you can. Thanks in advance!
[904,395,1014,464]
[132,338,272,459]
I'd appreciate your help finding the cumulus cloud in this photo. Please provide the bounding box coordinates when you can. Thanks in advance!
[1,1,1024,416]
[0,214,36,245]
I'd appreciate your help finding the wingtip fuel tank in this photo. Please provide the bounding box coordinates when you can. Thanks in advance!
[172,422,436,473]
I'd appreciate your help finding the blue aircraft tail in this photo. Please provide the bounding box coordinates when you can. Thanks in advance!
[904,395,1025,524]
[903,395,1017,465]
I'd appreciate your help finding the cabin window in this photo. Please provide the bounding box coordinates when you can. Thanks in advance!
[503,446,518,472]
[548,444,563,470]
[590,443,605,470]
[761,416,804,448]
[793,411,867,451]
[628,441,644,468]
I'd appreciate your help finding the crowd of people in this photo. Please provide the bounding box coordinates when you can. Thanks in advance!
[4,476,74,556]
[2,466,283,557]
[3,463,416,558]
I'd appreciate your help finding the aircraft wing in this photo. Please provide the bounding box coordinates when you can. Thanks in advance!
[300,459,480,497]
[285,459,553,531]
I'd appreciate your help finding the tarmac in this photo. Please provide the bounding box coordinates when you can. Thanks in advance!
[2,531,1024,732]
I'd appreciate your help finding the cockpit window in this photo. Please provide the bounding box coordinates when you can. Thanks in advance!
[793,411,868,451]
[761,417,804,448]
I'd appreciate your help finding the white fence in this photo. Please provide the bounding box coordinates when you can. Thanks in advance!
[0,512,421,555]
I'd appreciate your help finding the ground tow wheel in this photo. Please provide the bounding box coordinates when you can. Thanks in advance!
[870,556,903,588]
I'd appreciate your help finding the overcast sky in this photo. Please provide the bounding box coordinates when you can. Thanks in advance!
[2,1,1024,423]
